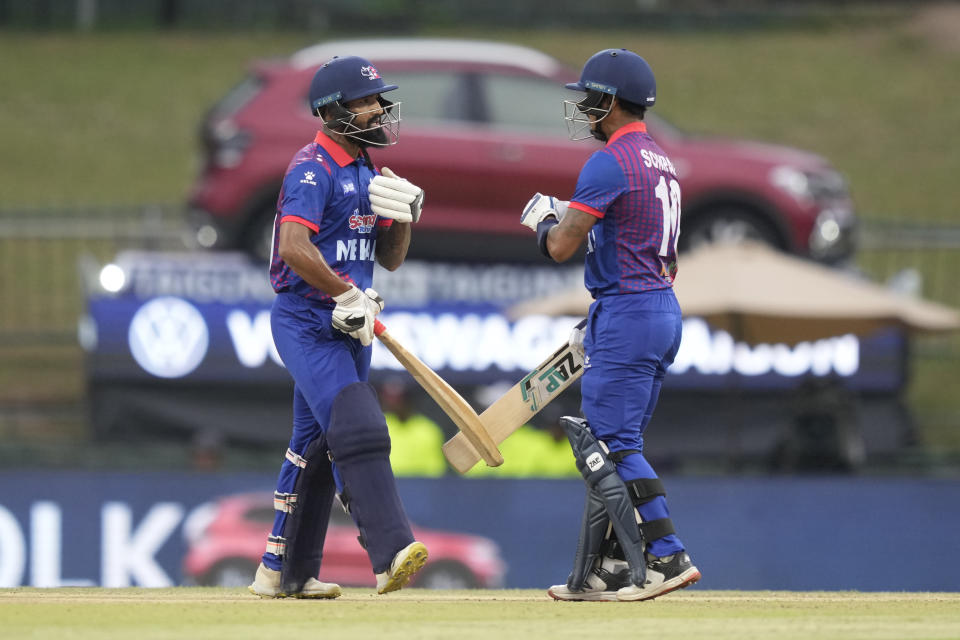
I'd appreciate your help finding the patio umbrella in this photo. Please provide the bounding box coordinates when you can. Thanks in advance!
[508,241,960,345]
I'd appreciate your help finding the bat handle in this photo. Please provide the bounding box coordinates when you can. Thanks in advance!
[374,318,386,337]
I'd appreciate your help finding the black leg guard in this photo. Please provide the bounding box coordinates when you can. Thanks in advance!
[561,416,646,588]
[279,435,336,594]
[326,382,414,574]
[566,489,608,591]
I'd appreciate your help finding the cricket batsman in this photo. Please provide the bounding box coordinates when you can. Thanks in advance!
[519,48,701,601]
[249,55,428,598]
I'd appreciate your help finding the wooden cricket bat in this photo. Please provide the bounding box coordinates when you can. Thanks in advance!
[442,319,586,474]
[373,319,504,467]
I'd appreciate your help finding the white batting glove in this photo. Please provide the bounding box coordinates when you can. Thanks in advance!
[520,193,569,231]
[568,323,585,358]
[332,286,385,346]
[369,167,424,223]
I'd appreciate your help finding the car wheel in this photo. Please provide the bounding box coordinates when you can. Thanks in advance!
[679,208,783,254]
[412,561,481,590]
[201,559,258,587]
[244,207,276,263]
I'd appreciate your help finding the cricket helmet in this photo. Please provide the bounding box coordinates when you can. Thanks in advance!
[309,55,398,113]
[309,55,401,147]
[565,48,656,108]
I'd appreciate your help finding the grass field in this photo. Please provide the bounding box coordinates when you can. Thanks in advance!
[3,588,960,640]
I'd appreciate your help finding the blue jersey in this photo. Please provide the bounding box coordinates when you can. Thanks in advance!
[569,122,681,297]
[269,131,392,304]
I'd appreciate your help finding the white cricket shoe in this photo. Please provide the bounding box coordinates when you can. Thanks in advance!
[547,555,629,602]
[248,563,341,599]
[616,552,701,602]
[376,541,428,594]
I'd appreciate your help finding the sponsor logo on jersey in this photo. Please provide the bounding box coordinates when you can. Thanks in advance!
[341,180,356,195]
[360,65,381,80]
[300,170,317,186]
[349,211,376,233]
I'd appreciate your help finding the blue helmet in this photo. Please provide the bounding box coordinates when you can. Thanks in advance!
[565,49,656,108]
[309,55,398,115]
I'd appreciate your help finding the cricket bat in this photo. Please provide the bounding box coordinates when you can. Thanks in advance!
[374,319,504,467]
[442,319,586,473]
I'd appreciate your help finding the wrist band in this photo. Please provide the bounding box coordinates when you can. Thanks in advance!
[537,217,559,259]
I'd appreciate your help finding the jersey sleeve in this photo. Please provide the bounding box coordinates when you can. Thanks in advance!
[277,161,334,232]
[569,151,627,219]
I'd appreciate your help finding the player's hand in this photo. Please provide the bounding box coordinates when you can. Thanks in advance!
[369,167,424,223]
[520,193,569,231]
[568,323,585,358]
[332,286,385,346]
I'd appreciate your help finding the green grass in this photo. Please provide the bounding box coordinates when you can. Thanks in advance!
[2,588,959,640]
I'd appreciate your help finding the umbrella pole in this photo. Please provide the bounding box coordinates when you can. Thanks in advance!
[727,312,746,472]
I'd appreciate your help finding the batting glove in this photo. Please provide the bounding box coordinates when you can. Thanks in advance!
[332,286,385,346]
[369,167,424,223]
[520,193,569,232]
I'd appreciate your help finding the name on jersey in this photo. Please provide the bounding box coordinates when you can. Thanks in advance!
[640,149,677,175]
[337,238,376,262]
[349,212,376,233]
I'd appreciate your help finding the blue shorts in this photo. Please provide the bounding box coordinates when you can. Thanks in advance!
[271,292,370,451]
[579,289,682,456]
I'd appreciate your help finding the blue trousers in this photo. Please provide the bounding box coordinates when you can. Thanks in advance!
[580,289,685,558]
[262,292,369,570]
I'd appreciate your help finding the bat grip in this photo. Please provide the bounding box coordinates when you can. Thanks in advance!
[374,318,386,337]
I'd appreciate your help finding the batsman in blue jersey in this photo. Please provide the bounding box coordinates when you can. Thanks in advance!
[249,55,428,599]
[520,49,701,602]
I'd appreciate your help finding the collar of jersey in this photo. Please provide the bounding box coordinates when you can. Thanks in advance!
[314,130,357,168]
[606,121,647,145]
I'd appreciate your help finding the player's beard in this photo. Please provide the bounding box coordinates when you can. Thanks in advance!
[590,122,608,143]
[352,124,389,148]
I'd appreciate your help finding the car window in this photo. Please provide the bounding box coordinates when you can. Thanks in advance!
[211,74,264,119]
[483,74,572,137]
[386,71,478,124]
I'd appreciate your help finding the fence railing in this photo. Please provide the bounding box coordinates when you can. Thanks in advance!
[0,207,957,346]
[0,205,186,345]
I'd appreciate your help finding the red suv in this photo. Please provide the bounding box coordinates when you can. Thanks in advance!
[187,38,856,264]
[182,492,506,589]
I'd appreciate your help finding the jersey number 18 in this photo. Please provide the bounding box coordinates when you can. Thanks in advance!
[655,176,681,257]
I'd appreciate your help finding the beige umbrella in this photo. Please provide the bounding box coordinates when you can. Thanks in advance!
[508,241,960,345]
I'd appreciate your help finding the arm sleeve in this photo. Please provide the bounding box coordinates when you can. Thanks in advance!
[569,151,626,219]
[277,161,334,232]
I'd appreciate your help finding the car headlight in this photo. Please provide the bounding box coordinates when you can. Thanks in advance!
[769,165,811,201]
[805,169,848,200]
[770,166,849,203]
[809,207,855,258]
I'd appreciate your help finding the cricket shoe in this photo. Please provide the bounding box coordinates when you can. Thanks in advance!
[547,556,631,602]
[376,541,428,594]
[616,552,701,602]
[248,563,341,599]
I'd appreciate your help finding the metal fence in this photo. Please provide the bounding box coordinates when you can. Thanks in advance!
[0,205,185,345]
[0,206,957,345]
